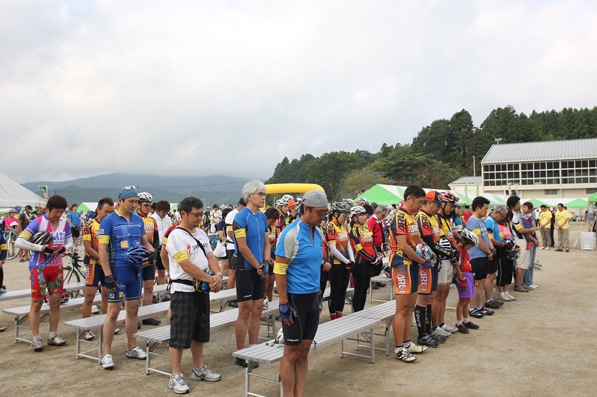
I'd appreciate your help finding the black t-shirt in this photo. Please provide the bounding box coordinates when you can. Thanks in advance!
[18,212,30,228]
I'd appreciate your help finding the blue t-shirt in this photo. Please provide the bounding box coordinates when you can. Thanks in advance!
[68,211,81,228]
[99,210,145,268]
[233,207,268,269]
[275,219,323,294]
[466,215,489,260]
[484,215,503,243]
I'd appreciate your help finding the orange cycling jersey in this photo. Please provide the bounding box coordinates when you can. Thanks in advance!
[82,218,101,265]
[437,214,455,244]
[389,206,420,264]
[326,220,350,265]
[349,223,376,264]
[141,215,158,245]
[416,209,441,244]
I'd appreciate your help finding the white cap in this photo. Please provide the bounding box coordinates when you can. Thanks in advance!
[302,190,328,207]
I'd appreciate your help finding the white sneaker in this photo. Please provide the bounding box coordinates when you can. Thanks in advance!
[169,373,190,394]
[101,354,115,369]
[48,335,67,346]
[527,284,540,289]
[505,292,517,301]
[91,305,101,314]
[433,327,451,337]
[32,336,43,352]
[545,247,550,251]
[499,292,511,302]
[404,341,427,354]
[191,365,221,382]
[125,346,147,360]
[441,323,458,333]
[540,247,545,250]
[83,330,95,341]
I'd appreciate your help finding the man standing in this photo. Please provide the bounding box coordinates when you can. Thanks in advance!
[275,189,329,397]
[465,196,496,318]
[233,181,269,367]
[166,197,223,393]
[555,203,570,252]
[80,197,114,341]
[98,186,155,369]
[67,204,82,247]
[137,192,161,326]
[507,196,534,293]
[17,205,33,262]
[539,205,552,250]
[462,205,473,227]
[225,198,246,307]
[484,205,508,307]
[151,200,172,288]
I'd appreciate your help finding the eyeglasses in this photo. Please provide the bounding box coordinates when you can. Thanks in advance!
[188,211,204,218]
[141,202,151,207]
[313,208,329,216]
[253,192,266,197]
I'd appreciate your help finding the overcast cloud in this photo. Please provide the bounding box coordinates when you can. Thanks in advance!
[2,0,596,183]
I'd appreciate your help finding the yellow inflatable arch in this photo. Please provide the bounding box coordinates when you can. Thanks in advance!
[265,183,324,195]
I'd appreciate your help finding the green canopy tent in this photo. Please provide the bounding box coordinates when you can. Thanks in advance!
[356,184,405,205]
[529,198,551,209]
[589,192,597,203]
[77,202,97,213]
[563,198,588,209]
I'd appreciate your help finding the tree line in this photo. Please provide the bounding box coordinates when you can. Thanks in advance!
[266,106,597,201]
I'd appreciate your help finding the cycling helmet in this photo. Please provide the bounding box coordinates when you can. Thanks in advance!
[137,192,153,203]
[459,228,479,247]
[350,205,367,218]
[126,245,150,269]
[355,198,369,206]
[30,231,53,245]
[437,237,455,258]
[281,194,294,202]
[415,243,437,266]
[502,238,515,251]
[331,201,351,214]
[276,197,289,207]
[295,197,303,206]
[343,198,355,207]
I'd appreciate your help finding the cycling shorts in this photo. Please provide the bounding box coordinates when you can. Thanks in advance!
[30,265,64,299]
[236,267,265,303]
[418,264,438,295]
[282,292,319,346]
[141,263,156,282]
[227,249,238,270]
[108,266,142,303]
[85,263,106,288]
[470,257,488,281]
[391,256,418,295]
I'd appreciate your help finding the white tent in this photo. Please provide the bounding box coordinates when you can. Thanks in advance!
[0,172,45,209]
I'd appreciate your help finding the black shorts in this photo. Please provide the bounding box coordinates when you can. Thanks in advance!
[72,227,81,238]
[227,249,237,270]
[155,248,165,271]
[236,267,265,302]
[487,255,499,275]
[470,257,488,281]
[282,292,320,346]
[141,263,156,281]
[169,291,210,348]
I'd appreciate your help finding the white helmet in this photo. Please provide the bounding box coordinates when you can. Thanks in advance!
[350,205,367,218]
[276,198,289,207]
[137,192,153,203]
[281,194,294,202]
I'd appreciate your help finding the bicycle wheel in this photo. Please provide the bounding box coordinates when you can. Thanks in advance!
[4,231,19,260]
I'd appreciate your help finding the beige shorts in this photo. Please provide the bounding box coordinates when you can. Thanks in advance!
[438,259,455,284]
[515,238,531,270]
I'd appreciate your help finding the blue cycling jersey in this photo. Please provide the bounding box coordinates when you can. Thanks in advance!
[275,219,323,294]
[99,209,145,268]
[485,215,503,243]
[233,207,268,269]
[466,216,490,260]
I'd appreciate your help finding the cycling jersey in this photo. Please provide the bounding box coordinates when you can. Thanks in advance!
[274,219,324,294]
[416,209,441,244]
[485,215,503,243]
[388,206,420,265]
[233,207,267,269]
[437,214,455,244]
[98,209,145,268]
[140,215,159,248]
[225,209,238,250]
[465,216,489,260]
[0,232,7,260]
[349,223,376,265]
[325,221,350,265]
[21,215,72,269]
[82,218,101,265]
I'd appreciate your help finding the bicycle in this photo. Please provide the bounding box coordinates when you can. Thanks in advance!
[3,229,20,260]
[63,251,87,298]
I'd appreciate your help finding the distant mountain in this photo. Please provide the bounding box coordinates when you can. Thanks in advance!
[22,173,254,206]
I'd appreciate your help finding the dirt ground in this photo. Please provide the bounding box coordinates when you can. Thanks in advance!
[1,223,596,397]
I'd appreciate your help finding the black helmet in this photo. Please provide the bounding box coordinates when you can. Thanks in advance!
[30,231,53,245]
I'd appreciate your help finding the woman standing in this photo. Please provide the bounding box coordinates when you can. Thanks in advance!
[349,205,382,312]
[325,201,354,319]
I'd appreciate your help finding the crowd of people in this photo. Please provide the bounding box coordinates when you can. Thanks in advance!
[0,181,582,396]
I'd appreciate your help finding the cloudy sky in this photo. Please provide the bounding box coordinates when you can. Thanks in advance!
[2,0,596,183]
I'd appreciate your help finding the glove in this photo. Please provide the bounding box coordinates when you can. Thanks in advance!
[43,244,55,254]
[260,260,269,278]
[54,246,66,256]
[104,275,117,290]
[421,260,433,269]
[279,303,297,321]
[345,261,354,270]
[459,278,467,289]
[147,251,157,264]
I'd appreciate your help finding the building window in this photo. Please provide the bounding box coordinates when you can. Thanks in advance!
[544,189,558,195]
[587,188,597,194]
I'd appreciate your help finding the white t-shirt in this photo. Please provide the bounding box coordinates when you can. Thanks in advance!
[166,227,212,293]
[225,209,238,250]
[151,212,173,245]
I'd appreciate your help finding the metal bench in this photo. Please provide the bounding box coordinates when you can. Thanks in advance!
[135,301,281,376]
[2,294,102,344]
[368,274,394,303]
[232,302,381,397]
[64,301,171,363]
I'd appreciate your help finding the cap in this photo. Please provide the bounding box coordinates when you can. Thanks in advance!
[25,205,32,210]
[287,199,297,209]
[425,190,444,204]
[118,186,139,200]
[302,190,328,208]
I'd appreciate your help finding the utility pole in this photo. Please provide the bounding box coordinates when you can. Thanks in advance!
[472,155,476,177]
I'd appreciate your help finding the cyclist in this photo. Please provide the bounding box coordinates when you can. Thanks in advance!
[151,200,172,289]
[98,186,155,369]
[225,198,246,308]
[15,195,72,352]
[349,205,382,312]
[137,192,161,326]
[215,206,232,279]
[80,197,115,340]
[325,201,354,320]
[18,205,33,262]
[389,185,428,362]
[274,196,291,234]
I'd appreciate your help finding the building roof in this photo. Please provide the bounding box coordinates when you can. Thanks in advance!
[481,138,597,164]
[449,176,482,186]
